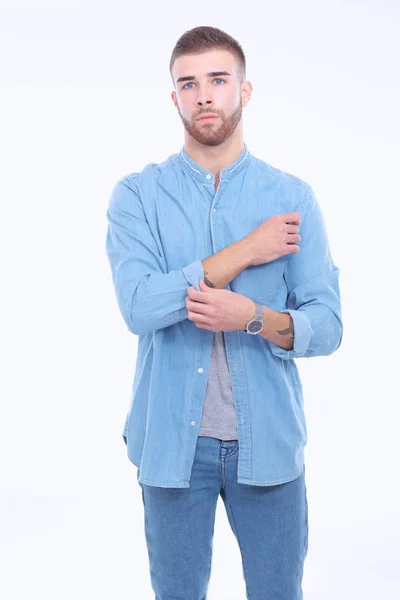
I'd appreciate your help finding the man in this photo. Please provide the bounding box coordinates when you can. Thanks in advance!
[105,25,343,600]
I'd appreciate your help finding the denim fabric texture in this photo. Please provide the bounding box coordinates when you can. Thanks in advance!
[137,436,308,600]
[105,143,343,488]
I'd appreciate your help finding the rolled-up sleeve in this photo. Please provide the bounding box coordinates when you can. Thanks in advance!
[269,184,343,359]
[105,176,204,335]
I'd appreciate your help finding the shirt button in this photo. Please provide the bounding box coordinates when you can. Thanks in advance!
[213,208,216,213]
[191,420,196,426]
[206,174,212,179]
[233,363,238,370]
[198,367,203,373]
[241,416,245,423]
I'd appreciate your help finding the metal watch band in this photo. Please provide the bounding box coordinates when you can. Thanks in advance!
[244,301,264,332]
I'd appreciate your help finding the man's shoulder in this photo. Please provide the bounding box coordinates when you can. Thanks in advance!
[116,152,180,190]
[251,154,311,194]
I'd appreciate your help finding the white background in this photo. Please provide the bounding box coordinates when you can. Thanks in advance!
[1,0,399,598]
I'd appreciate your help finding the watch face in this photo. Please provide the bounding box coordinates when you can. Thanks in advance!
[248,320,263,333]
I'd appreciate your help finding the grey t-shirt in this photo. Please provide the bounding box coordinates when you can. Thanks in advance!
[198,330,238,440]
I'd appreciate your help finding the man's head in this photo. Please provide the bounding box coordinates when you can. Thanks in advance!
[170,26,252,147]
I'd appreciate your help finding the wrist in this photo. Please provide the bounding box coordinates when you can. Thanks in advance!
[242,297,256,330]
[237,237,255,268]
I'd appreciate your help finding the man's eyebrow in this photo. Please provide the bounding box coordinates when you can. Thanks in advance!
[175,71,232,84]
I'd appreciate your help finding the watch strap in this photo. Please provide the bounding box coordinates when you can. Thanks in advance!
[244,301,264,332]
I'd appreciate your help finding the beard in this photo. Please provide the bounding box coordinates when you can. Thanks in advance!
[177,102,242,147]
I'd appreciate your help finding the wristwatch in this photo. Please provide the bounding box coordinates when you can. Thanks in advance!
[244,301,264,335]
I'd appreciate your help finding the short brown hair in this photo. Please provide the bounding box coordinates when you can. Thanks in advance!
[170,26,246,83]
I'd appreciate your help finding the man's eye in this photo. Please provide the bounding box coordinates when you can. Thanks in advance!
[182,78,226,90]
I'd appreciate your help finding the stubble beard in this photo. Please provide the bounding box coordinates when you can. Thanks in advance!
[177,102,243,147]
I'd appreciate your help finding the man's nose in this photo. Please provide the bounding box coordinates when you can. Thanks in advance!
[196,94,213,106]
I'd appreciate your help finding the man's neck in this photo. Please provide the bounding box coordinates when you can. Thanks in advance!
[183,135,245,179]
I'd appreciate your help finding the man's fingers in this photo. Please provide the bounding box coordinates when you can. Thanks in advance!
[187,287,208,304]
[187,285,201,297]
[282,212,301,225]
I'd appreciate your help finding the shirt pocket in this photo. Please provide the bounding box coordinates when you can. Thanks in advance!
[235,255,288,303]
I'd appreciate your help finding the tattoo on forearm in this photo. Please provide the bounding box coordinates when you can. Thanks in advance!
[277,316,294,337]
[203,271,216,288]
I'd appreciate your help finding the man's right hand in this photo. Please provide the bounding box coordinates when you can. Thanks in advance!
[244,212,302,266]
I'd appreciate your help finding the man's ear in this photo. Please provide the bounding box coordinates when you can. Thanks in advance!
[241,81,253,108]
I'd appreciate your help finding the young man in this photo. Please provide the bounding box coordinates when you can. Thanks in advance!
[105,26,343,600]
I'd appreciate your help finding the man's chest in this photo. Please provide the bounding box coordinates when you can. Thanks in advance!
[140,178,294,304]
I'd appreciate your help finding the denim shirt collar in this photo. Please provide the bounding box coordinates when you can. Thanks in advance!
[178,143,251,184]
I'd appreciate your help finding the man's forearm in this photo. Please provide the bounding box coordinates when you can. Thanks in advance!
[236,298,295,350]
[258,306,294,350]
[200,239,294,351]
[201,238,253,289]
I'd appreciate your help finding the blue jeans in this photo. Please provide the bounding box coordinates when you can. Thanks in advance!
[136,436,308,599]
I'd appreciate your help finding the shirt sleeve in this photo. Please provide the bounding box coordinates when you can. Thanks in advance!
[105,176,204,335]
[268,183,343,360]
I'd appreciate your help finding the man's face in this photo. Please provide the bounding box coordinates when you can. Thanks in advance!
[171,49,248,147]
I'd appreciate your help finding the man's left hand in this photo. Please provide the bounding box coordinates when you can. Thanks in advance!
[186,279,255,332]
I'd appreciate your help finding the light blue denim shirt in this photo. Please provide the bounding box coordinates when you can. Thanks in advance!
[105,143,343,488]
